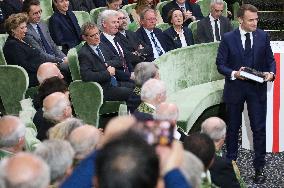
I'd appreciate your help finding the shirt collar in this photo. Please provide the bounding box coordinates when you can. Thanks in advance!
[144,28,154,34]
[103,32,115,41]
[209,14,218,22]
[239,26,252,36]
[176,2,186,8]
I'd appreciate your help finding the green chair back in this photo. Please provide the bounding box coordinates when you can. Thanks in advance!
[67,48,81,81]
[156,23,170,31]
[0,34,8,65]
[0,65,29,115]
[154,42,223,95]
[232,1,240,20]
[122,3,137,14]
[90,7,107,24]
[40,0,53,20]
[188,20,199,43]
[231,20,239,29]
[127,21,139,31]
[69,80,103,126]
[73,11,91,27]
[157,0,171,15]
[197,0,227,17]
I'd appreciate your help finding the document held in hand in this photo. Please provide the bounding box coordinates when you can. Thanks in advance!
[240,67,265,83]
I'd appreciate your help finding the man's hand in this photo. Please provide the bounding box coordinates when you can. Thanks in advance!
[107,66,115,76]
[264,72,274,82]
[234,67,246,80]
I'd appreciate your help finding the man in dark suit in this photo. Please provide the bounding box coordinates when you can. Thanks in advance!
[216,4,276,184]
[136,8,168,60]
[79,22,132,101]
[196,0,233,44]
[162,0,203,27]
[49,0,81,54]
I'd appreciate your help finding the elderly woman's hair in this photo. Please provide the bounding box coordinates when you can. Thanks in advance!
[4,13,28,36]
[167,8,185,25]
[134,62,159,86]
[97,9,119,31]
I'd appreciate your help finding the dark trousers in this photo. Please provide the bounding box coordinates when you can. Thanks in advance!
[225,83,266,169]
[103,86,132,101]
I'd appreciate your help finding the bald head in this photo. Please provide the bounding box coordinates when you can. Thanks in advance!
[0,152,50,188]
[43,92,72,123]
[69,125,102,159]
[0,116,25,150]
[141,79,167,106]
[154,103,179,123]
[37,62,64,84]
[201,117,226,142]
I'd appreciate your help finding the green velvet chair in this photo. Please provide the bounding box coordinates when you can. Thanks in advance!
[40,0,53,20]
[122,3,137,14]
[197,0,227,17]
[67,48,81,81]
[156,23,170,31]
[232,1,240,20]
[188,20,199,43]
[0,34,8,65]
[154,42,224,133]
[127,21,139,32]
[69,80,103,126]
[90,7,107,24]
[73,11,91,27]
[157,0,171,15]
[231,20,239,29]
[0,65,29,115]
[25,86,39,100]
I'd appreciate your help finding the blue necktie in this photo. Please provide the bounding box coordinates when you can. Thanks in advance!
[36,24,53,55]
[150,32,164,56]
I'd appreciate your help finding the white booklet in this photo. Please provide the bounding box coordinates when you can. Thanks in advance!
[240,67,265,83]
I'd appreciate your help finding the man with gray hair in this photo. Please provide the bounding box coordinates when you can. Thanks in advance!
[34,139,75,187]
[0,152,50,188]
[98,9,135,88]
[37,62,64,84]
[134,78,166,121]
[0,116,25,160]
[196,0,232,44]
[201,117,242,188]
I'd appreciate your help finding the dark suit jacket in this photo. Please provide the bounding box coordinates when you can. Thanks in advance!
[196,16,233,44]
[136,27,169,56]
[163,26,194,51]
[69,0,96,12]
[209,155,240,188]
[49,10,81,54]
[3,36,44,87]
[25,21,66,63]
[0,0,22,33]
[216,28,276,104]
[162,0,203,27]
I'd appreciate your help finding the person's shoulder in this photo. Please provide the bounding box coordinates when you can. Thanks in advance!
[223,28,237,38]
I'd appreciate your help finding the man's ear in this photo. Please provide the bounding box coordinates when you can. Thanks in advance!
[237,17,243,25]
[93,176,99,188]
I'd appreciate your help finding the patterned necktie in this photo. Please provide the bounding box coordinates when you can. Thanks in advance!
[245,33,251,54]
[36,24,53,55]
[96,46,105,61]
[150,32,163,56]
[214,19,221,41]
[114,38,129,72]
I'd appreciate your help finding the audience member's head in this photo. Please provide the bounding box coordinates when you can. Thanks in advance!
[154,103,179,124]
[140,8,157,30]
[95,130,159,188]
[210,0,224,20]
[68,125,102,160]
[183,133,215,170]
[0,152,50,188]
[4,13,28,37]
[37,62,64,84]
[53,0,69,14]
[141,79,167,107]
[135,0,158,15]
[106,0,122,10]
[0,116,25,153]
[201,117,226,151]
[117,9,130,31]
[48,118,83,140]
[22,0,42,24]
[167,8,185,27]
[81,22,101,45]
[97,10,119,35]
[34,139,74,185]
[180,151,204,188]
[134,62,159,87]
[42,92,72,123]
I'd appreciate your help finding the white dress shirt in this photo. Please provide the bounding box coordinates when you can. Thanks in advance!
[143,28,165,59]
[209,14,221,42]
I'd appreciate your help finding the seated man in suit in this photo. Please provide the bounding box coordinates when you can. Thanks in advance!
[116,9,154,66]
[134,78,166,121]
[79,22,132,101]
[196,0,233,44]
[49,0,81,54]
[136,8,168,60]
[97,9,135,88]
[162,0,203,27]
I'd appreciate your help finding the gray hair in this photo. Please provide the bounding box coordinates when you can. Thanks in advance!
[141,79,166,102]
[210,0,224,6]
[34,140,75,183]
[117,9,131,25]
[97,9,119,31]
[154,103,179,122]
[140,8,156,20]
[201,117,226,142]
[180,151,204,188]
[42,97,70,122]
[0,116,25,148]
[134,62,159,86]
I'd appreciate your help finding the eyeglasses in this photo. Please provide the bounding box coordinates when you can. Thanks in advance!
[145,18,157,21]
[85,32,100,38]
[118,17,127,20]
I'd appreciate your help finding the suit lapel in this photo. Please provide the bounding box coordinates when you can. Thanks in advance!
[56,12,75,34]
[27,24,41,41]
[219,17,225,36]
[101,34,119,56]
[85,44,106,66]
[205,17,214,41]
[253,30,258,66]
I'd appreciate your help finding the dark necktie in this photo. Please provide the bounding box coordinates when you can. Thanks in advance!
[96,46,118,87]
[150,32,163,56]
[36,24,53,55]
[114,38,129,72]
[214,19,220,41]
[245,33,251,54]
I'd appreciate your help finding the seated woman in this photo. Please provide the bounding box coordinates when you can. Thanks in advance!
[163,8,194,51]
[3,13,45,87]
[130,0,163,25]
[127,62,159,113]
